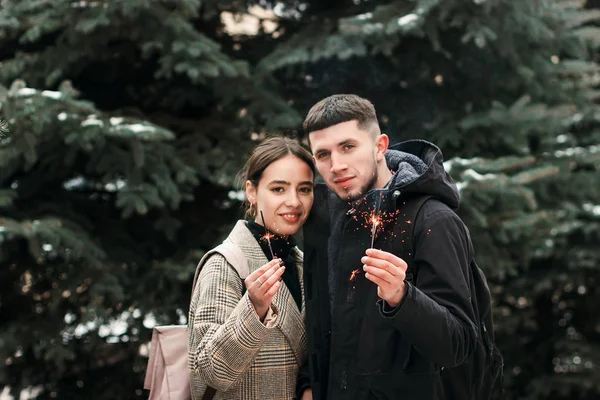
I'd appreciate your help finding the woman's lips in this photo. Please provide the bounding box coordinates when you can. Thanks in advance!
[280,213,300,223]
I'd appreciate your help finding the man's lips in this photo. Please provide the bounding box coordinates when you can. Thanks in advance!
[333,176,354,186]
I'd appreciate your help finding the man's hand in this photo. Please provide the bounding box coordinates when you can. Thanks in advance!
[362,248,408,307]
[300,388,313,400]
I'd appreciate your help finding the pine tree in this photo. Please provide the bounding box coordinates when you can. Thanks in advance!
[0,0,599,399]
[257,1,600,397]
[0,1,300,398]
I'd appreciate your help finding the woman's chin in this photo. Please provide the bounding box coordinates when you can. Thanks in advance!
[274,225,300,237]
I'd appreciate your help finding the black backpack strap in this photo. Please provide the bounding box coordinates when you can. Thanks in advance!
[391,193,435,284]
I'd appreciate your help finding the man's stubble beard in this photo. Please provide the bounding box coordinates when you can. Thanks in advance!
[335,158,379,202]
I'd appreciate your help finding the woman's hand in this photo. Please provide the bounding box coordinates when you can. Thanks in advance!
[245,258,285,321]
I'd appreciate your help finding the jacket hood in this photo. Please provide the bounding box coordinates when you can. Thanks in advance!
[384,139,460,210]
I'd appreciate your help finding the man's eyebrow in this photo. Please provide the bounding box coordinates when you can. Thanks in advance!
[337,139,356,147]
[313,139,356,155]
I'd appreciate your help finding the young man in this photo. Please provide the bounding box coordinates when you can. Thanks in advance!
[297,94,479,400]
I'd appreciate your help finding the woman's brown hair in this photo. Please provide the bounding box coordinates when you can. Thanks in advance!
[237,135,315,219]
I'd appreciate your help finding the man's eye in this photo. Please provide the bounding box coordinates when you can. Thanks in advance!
[316,152,329,160]
[343,144,354,151]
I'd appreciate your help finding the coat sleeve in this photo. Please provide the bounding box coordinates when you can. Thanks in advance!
[296,361,311,399]
[377,204,478,368]
[188,253,279,392]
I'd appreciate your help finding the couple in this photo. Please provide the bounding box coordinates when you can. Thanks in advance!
[188,94,483,400]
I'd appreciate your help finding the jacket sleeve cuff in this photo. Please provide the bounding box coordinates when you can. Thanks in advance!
[240,294,279,341]
[377,281,412,317]
[296,381,311,400]
[262,304,280,328]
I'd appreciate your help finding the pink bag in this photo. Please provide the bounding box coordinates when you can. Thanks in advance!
[144,325,192,399]
[144,241,249,400]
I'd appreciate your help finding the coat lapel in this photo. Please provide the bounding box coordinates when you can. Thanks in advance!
[225,220,306,363]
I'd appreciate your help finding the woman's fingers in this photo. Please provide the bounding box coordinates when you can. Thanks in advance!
[254,263,285,293]
[246,259,281,292]
[245,258,287,321]
[265,280,282,297]
[247,258,280,282]
[247,259,286,314]
[263,265,285,287]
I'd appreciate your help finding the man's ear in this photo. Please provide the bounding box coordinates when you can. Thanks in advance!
[375,133,389,162]
[245,180,256,205]
[307,133,314,154]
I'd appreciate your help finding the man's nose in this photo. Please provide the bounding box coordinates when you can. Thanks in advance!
[329,152,347,174]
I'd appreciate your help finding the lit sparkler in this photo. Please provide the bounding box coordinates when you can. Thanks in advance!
[370,213,381,249]
[369,191,383,249]
[259,211,276,259]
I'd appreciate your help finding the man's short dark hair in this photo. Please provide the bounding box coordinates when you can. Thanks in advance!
[303,94,380,136]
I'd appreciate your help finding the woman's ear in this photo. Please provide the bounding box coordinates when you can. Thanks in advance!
[245,180,256,205]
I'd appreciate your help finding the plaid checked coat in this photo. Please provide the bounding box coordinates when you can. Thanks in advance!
[188,220,307,400]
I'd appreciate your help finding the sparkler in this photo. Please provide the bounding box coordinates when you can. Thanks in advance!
[259,211,276,259]
[370,213,381,249]
[348,190,387,281]
[369,192,383,249]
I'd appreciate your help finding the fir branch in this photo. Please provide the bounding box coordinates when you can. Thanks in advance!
[0,119,9,138]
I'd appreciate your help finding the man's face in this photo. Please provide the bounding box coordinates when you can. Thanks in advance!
[309,120,383,202]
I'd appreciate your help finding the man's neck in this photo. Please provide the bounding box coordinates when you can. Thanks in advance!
[374,165,393,190]
[349,165,394,206]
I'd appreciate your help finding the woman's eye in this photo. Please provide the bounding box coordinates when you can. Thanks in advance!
[271,187,284,193]
[299,187,313,193]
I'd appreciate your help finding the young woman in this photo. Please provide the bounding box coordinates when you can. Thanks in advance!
[188,135,315,400]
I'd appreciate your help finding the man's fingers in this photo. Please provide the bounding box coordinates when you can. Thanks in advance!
[361,256,394,272]
[363,266,394,285]
[361,257,405,280]
[365,248,406,268]
[364,271,390,288]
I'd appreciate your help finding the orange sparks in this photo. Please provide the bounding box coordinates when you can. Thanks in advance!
[349,269,362,281]
[261,232,274,242]
[371,214,381,227]
[259,211,276,259]
[369,212,384,248]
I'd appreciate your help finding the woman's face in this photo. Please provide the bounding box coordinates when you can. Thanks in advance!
[246,154,314,237]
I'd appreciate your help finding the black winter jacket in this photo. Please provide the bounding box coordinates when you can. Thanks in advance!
[297,140,478,400]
